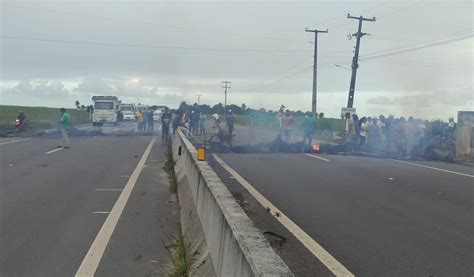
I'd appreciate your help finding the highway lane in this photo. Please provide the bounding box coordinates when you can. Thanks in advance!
[210,126,474,276]
[0,130,155,276]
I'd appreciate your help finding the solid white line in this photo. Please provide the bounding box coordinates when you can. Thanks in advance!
[75,137,156,277]
[305,153,331,162]
[390,159,474,178]
[212,154,354,277]
[46,148,64,154]
[0,138,32,146]
[95,189,123,191]
[92,211,110,214]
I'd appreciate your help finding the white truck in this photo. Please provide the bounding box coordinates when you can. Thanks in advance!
[120,103,136,121]
[92,96,120,126]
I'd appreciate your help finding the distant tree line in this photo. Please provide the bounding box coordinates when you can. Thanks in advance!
[177,101,324,118]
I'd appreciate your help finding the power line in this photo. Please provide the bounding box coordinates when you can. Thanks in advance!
[1,35,318,54]
[3,3,306,44]
[360,33,473,61]
[363,59,473,71]
[377,0,425,20]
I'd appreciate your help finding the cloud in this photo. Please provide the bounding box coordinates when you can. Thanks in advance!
[2,79,70,98]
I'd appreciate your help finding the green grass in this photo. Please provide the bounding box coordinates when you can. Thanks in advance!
[0,105,92,136]
[168,225,190,277]
[0,105,91,125]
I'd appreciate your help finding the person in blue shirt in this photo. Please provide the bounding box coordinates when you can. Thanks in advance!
[303,112,316,147]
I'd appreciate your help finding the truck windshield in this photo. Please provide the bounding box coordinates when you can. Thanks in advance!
[95,102,114,110]
[121,106,132,111]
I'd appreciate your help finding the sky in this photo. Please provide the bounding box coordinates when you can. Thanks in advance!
[0,0,472,119]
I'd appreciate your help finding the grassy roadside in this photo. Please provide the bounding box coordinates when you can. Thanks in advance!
[168,225,190,277]
[164,141,190,276]
[0,105,91,136]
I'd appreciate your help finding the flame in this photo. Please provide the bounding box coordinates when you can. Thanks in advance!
[311,144,320,151]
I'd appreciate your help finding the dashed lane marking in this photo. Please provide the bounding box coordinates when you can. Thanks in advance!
[212,153,354,277]
[95,189,123,191]
[390,159,474,178]
[92,211,110,214]
[0,138,32,146]
[305,153,331,162]
[46,148,64,154]
[75,137,156,277]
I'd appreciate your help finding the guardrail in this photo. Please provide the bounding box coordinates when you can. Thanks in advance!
[172,128,293,276]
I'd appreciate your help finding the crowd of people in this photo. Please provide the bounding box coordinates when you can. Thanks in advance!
[132,110,155,132]
[344,112,457,159]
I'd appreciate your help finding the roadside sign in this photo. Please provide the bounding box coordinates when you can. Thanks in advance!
[341,107,356,118]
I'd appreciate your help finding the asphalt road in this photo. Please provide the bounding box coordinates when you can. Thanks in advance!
[0,123,177,277]
[210,125,474,276]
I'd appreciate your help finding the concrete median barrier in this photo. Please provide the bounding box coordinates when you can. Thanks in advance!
[172,128,293,277]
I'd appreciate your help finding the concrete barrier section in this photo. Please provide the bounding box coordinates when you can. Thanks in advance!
[172,128,293,277]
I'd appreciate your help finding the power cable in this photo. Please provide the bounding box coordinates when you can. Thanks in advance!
[3,3,307,44]
[361,32,473,60]
[1,35,319,54]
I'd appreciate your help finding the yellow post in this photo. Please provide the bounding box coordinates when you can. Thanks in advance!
[197,147,205,161]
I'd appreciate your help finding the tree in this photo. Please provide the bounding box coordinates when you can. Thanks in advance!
[212,103,225,114]
[179,101,191,111]
[241,103,247,112]
[280,105,286,111]
[319,112,325,118]
[80,105,86,110]
[75,100,80,109]
[229,104,243,115]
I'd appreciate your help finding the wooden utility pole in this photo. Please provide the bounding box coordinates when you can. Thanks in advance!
[305,28,328,117]
[346,14,375,108]
[222,81,231,116]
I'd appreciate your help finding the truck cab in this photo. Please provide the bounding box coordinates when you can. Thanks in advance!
[92,96,120,126]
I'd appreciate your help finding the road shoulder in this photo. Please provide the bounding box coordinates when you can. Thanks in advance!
[95,140,179,276]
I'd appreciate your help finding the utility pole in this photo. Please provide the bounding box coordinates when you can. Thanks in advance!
[305,28,328,117]
[196,94,202,105]
[346,14,375,108]
[222,81,231,117]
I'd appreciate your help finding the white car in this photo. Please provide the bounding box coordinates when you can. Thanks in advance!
[122,111,136,121]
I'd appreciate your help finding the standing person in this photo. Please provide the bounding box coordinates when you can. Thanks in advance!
[283,110,294,142]
[359,117,368,148]
[147,110,155,131]
[199,113,207,135]
[276,109,284,133]
[344,112,356,153]
[352,114,360,146]
[172,111,181,134]
[135,110,144,131]
[161,108,171,142]
[226,110,235,136]
[143,110,149,131]
[446,117,456,144]
[58,108,71,148]
[303,113,316,147]
[405,116,421,159]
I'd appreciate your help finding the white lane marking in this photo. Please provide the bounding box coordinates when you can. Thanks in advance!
[75,137,156,277]
[305,153,331,162]
[95,189,123,191]
[119,175,130,178]
[212,154,354,277]
[92,211,110,214]
[0,138,32,145]
[46,148,64,154]
[390,159,474,178]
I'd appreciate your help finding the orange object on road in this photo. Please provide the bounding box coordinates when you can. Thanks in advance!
[197,147,205,161]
